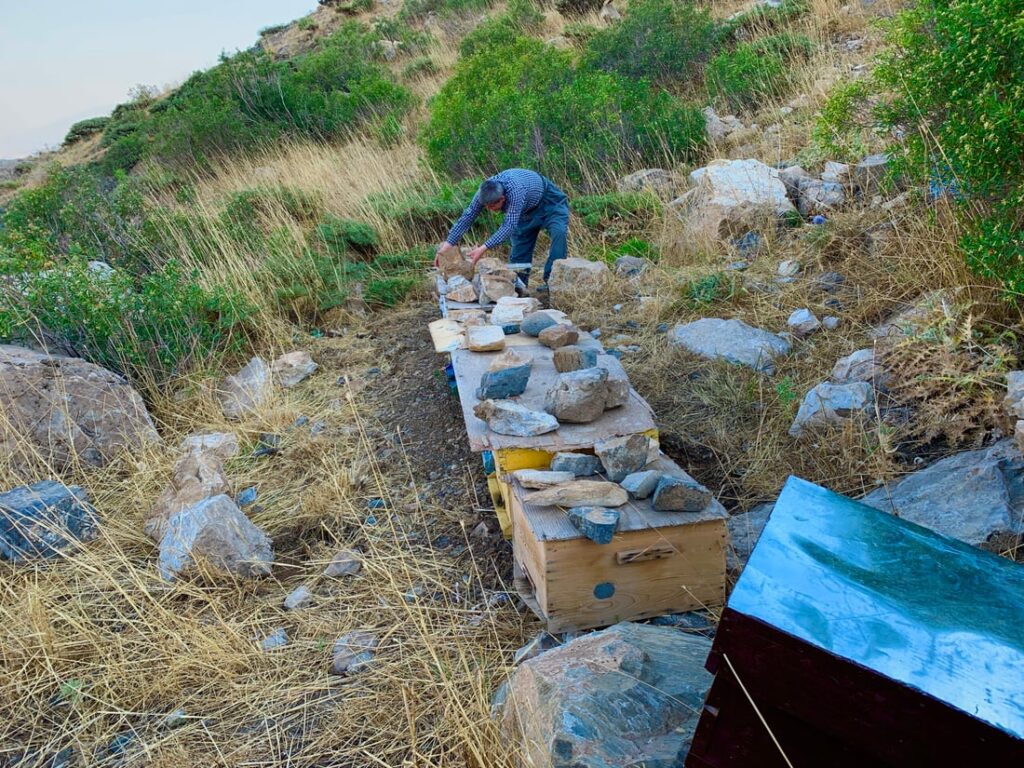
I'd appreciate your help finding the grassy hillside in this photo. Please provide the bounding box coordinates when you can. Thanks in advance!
[1,0,1023,764]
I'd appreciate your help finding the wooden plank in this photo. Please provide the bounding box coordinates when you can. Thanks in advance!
[453,344,657,453]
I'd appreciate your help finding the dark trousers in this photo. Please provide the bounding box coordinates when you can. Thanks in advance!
[509,178,569,285]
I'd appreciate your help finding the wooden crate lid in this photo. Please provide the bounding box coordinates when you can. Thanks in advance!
[512,457,726,542]
[728,476,1024,740]
[452,342,657,453]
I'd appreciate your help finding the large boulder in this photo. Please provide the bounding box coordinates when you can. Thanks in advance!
[218,357,272,420]
[861,439,1024,551]
[499,622,713,767]
[157,494,273,581]
[0,480,99,562]
[0,345,160,472]
[671,159,797,243]
[669,318,790,373]
[548,258,610,304]
[145,432,240,542]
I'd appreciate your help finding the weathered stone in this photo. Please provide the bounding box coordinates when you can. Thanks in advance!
[702,106,730,141]
[219,357,272,420]
[538,324,579,349]
[474,400,559,437]
[513,470,576,489]
[500,622,712,767]
[550,452,601,477]
[145,432,240,542]
[283,585,313,610]
[861,439,1024,551]
[446,275,478,303]
[599,0,621,22]
[822,160,850,183]
[567,506,620,544]
[1016,421,1024,456]
[789,381,875,437]
[525,481,628,508]
[604,369,630,409]
[652,475,712,512]
[513,632,561,666]
[778,165,811,198]
[672,159,797,242]
[260,628,289,651]
[787,308,820,338]
[669,318,791,373]
[727,502,774,570]
[466,325,506,352]
[272,351,317,388]
[614,255,649,278]
[548,258,610,304]
[545,367,609,423]
[616,169,681,198]
[0,345,159,472]
[870,290,959,341]
[853,153,889,196]
[0,480,99,562]
[813,271,846,294]
[552,345,599,373]
[594,434,650,482]
[438,250,475,281]
[797,178,845,216]
[822,316,840,330]
[331,630,379,675]
[477,270,517,306]
[1006,371,1024,420]
[620,470,662,500]
[158,494,273,581]
[477,364,531,399]
[777,259,801,278]
[831,348,889,389]
[491,296,541,326]
[521,311,560,337]
[324,549,362,577]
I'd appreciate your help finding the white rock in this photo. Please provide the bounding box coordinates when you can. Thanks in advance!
[490,296,541,326]
[219,357,272,420]
[670,318,791,372]
[466,325,506,352]
[284,585,313,610]
[787,308,821,338]
[272,350,317,388]
[789,381,875,437]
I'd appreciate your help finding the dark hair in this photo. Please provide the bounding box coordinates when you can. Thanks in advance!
[479,179,505,205]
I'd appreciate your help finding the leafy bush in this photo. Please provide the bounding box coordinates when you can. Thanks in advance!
[0,259,253,393]
[401,56,438,78]
[460,0,543,57]
[315,215,379,255]
[366,178,489,239]
[335,0,374,13]
[64,117,110,145]
[298,16,318,30]
[572,192,660,228]
[365,275,420,307]
[812,80,870,159]
[563,22,597,46]
[259,23,289,36]
[707,42,785,109]
[423,37,706,184]
[222,186,323,228]
[583,0,721,84]
[401,0,495,20]
[554,0,602,15]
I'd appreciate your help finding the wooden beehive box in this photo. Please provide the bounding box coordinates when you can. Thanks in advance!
[510,457,727,633]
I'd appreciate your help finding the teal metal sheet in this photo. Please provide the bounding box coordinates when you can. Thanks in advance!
[730,476,1024,739]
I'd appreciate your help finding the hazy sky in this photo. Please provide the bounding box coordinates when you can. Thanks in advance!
[0,0,317,158]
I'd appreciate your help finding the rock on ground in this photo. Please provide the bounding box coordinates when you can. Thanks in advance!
[861,439,1024,551]
[616,168,681,198]
[831,348,890,389]
[797,178,845,216]
[870,290,959,341]
[0,344,160,472]
[331,630,379,675]
[283,585,313,610]
[671,159,796,243]
[324,549,362,577]
[727,502,774,571]
[548,259,610,305]
[474,400,559,437]
[614,255,649,278]
[158,494,273,581]
[271,351,317,388]
[669,318,791,373]
[219,357,273,420]
[0,480,99,562]
[789,381,875,437]
[1005,371,1024,419]
[787,308,820,338]
[500,621,713,768]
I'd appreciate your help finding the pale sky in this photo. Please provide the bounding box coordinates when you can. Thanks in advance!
[0,0,317,158]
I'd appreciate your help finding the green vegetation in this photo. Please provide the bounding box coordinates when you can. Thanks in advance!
[63,117,110,145]
[366,179,494,239]
[706,33,811,110]
[259,23,289,36]
[315,215,380,255]
[572,192,660,229]
[401,56,438,78]
[553,0,602,16]
[401,0,495,20]
[812,80,870,159]
[459,0,543,57]
[298,16,318,30]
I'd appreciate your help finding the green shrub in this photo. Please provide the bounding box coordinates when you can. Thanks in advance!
[424,37,706,184]
[812,80,870,160]
[366,178,489,239]
[0,259,253,394]
[370,18,433,54]
[401,0,495,20]
[64,117,110,145]
[103,133,147,172]
[572,192,660,228]
[259,23,289,36]
[706,42,786,110]
[297,16,318,30]
[614,237,657,261]
[583,0,721,84]
[222,186,323,231]
[333,0,374,14]
[315,215,379,255]
[365,275,420,307]
[563,22,597,46]
[459,0,542,57]
[554,0,602,16]
[401,56,438,78]
[721,0,808,36]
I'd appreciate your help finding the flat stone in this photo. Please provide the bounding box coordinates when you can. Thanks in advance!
[652,475,712,512]
[822,316,840,330]
[831,348,889,389]
[545,367,609,423]
[477,364,531,399]
[870,290,958,341]
[0,480,99,562]
[447,275,478,303]
[552,345,598,373]
[567,506,620,544]
[491,296,541,326]
[260,628,289,651]
[616,168,681,198]
[861,439,1024,551]
[778,165,811,197]
[331,630,379,675]
[513,470,576,489]
[219,357,272,420]
[550,453,601,477]
[669,318,791,373]
[476,270,517,306]
[594,434,650,482]
[283,585,313,610]
[620,470,662,500]
[466,325,506,352]
[1006,371,1024,419]
[538,324,579,349]
[499,622,713,767]
[271,351,317,388]
[474,400,559,437]
[524,481,628,508]
[438,250,474,281]
[777,259,801,278]
[789,381,875,437]
[158,494,273,581]
[324,549,362,577]
[787,308,820,338]
[604,369,630,409]
[521,312,560,337]
[614,255,650,278]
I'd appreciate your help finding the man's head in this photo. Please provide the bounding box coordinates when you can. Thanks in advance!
[479,179,506,212]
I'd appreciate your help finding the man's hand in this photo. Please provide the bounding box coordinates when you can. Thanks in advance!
[467,244,488,264]
[434,241,455,268]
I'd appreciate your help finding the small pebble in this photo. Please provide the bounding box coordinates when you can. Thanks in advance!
[367,498,386,510]
[283,585,313,611]
[237,486,257,506]
[260,628,289,651]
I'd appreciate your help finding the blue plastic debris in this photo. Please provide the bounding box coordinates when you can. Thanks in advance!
[811,214,827,225]
[482,451,495,475]
[656,323,670,334]
[237,487,258,507]
[367,498,386,510]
